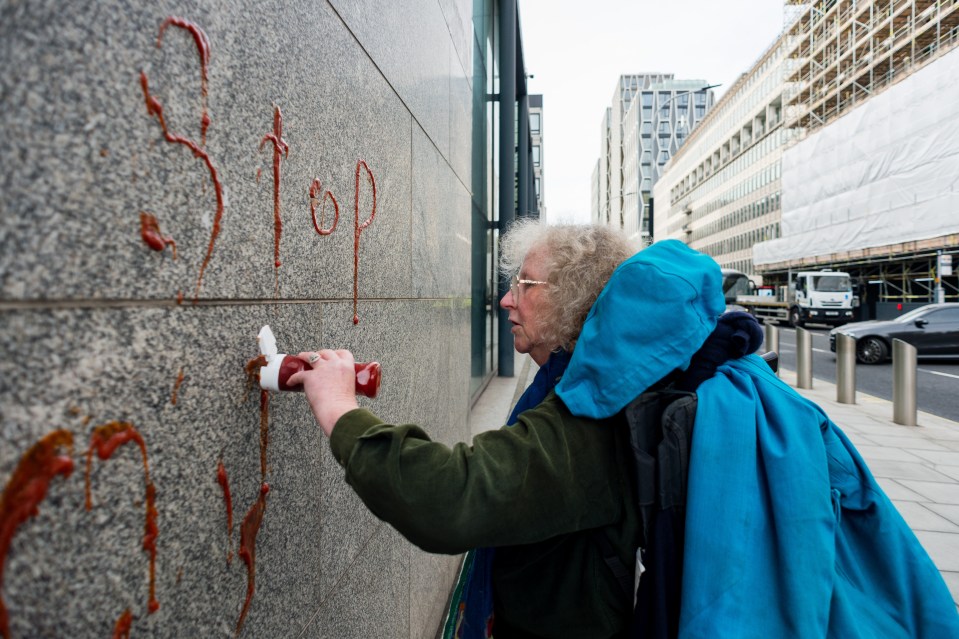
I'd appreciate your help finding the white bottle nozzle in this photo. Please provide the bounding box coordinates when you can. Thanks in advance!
[257,325,282,391]
[258,325,278,358]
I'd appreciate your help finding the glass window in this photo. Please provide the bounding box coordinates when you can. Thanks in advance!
[642,93,653,107]
[658,150,670,164]
[530,113,541,135]
[641,122,652,135]
[641,149,652,163]
[676,93,689,107]
[532,144,541,166]
[657,121,671,134]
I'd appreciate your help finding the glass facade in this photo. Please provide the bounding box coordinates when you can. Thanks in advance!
[470,0,499,398]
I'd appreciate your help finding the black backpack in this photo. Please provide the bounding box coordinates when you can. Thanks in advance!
[595,351,778,639]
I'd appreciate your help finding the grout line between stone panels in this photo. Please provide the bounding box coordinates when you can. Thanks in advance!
[0,296,467,312]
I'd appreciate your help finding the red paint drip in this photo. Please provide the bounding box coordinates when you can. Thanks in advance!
[353,160,377,325]
[171,367,185,405]
[157,16,210,146]
[0,430,74,639]
[258,391,269,480]
[140,212,177,259]
[112,608,133,639]
[216,460,233,565]
[309,178,339,236]
[85,422,160,614]
[235,483,269,637]
[140,67,223,303]
[259,106,289,299]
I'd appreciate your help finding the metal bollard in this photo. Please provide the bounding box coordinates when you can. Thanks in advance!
[796,327,813,389]
[764,323,780,377]
[836,333,856,404]
[892,339,917,426]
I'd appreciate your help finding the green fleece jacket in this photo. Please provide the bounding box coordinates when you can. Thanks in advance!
[329,391,641,638]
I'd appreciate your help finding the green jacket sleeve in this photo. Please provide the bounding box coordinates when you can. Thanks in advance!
[328,393,625,554]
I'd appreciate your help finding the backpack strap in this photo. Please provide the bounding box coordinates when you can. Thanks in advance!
[592,389,697,605]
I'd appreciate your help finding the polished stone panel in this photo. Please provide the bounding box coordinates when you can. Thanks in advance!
[329,0,452,164]
[0,0,413,304]
[1,1,472,636]
[412,125,471,299]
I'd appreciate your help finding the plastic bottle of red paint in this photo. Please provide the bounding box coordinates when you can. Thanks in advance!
[259,355,381,398]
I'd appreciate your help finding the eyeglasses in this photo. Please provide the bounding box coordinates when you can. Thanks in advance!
[511,274,548,300]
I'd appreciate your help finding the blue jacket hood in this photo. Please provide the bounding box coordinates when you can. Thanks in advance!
[556,239,725,419]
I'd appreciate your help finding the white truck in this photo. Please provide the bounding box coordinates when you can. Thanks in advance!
[723,268,857,327]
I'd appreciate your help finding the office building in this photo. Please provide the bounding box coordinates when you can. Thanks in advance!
[754,0,959,309]
[653,40,788,277]
[596,74,716,243]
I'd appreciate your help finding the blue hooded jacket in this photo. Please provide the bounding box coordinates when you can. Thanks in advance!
[558,239,959,638]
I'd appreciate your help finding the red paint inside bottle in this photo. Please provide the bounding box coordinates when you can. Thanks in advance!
[268,355,381,398]
[84,422,160,614]
[0,430,74,639]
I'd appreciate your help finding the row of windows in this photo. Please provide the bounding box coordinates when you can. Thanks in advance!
[692,161,781,222]
[699,223,782,268]
[689,192,781,241]
[672,132,782,212]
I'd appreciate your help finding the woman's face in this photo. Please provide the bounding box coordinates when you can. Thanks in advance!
[500,248,553,365]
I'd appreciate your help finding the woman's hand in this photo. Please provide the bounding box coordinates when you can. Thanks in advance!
[287,349,360,437]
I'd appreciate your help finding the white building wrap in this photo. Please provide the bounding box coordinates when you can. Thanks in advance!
[753,51,959,266]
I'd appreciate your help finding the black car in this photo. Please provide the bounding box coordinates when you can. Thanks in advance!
[828,303,959,364]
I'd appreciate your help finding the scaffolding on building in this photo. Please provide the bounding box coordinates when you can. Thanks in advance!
[784,0,959,138]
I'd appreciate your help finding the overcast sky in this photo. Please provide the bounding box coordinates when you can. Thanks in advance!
[519,0,788,224]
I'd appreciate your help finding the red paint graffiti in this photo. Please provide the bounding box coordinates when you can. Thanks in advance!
[0,430,74,639]
[309,178,339,236]
[140,211,177,259]
[353,160,377,324]
[259,106,289,277]
[216,460,233,566]
[140,17,224,303]
[85,422,160,614]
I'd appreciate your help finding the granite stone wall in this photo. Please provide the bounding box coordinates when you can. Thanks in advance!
[0,0,473,637]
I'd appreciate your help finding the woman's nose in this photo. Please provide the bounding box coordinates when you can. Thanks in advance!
[500,289,515,309]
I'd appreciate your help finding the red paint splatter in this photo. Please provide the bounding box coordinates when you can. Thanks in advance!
[157,16,210,145]
[85,422,160,614]
[0,430,74,639]
[235,483,269,637]
[139,212,177,259]
[309,178,339,236]
[170,367,185,406]
[112,608,133,639]
[259,106,289,276]
[140,18,223,303]
[216,460,233,565]
[353,160,377,325]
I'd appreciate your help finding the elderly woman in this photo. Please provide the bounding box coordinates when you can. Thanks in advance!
[291,221,638,637]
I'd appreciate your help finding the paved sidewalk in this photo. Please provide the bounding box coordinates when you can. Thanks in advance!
[470,356,959,606]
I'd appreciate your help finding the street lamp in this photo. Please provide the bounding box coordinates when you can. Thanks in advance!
[660,83,721,137]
